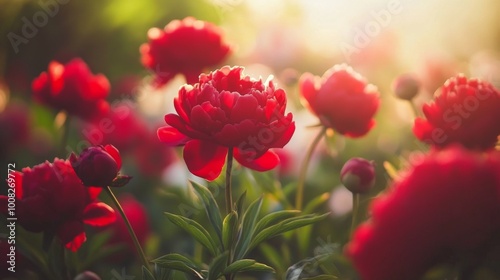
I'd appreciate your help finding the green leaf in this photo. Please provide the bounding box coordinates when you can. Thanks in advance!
[238,262,275,273]
[234,197,263,260]
[189,180,223,247]
[254,210,300,234]
[223,259,256,274]
[222,211,238,250]
[249,213,330,251]
[164,212,219,256]
[142,266,156,280]
[208,252,229,280]
[299,193,330,253]
[235,191,247,216]
[152,254,203,279]
[259,243,286,273]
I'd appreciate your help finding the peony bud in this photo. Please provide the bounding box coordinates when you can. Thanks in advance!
[70,145,121,187]
[392,73,421,100]
[340,158,375,194]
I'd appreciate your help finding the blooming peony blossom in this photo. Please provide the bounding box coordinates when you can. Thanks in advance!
[413,74,500,150]
[0,159,115,251]
[140,17,231,87]
[70,145,121,188]
[299,64,380,137]
[32,58,110,121]
[158,66,295,180]
[347,147,500,280]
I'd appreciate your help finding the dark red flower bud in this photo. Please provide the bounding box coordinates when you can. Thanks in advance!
[70,145,121,188]
[340,158,376,194]
[392,73,421,100]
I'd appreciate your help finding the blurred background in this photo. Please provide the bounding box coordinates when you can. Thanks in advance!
[1,0,500,279]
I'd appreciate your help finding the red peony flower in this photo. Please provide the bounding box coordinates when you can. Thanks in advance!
[158,66,295,180]
[346,147,500,280]
[299,64,380,137]
[105,194,150,262]
[140,17,231,87]
[413,74,500,150]
[70,145,121,188]
[0,159,115,251]
[32,58,110,121]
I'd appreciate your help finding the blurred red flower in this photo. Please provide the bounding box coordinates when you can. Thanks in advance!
[347,147,500,280]
[70,145,121,188]
[413,74,500,150]
[105,194,150,262]
[140,17,231,87]
[83,102,148,151]
[133,131,177,177]
[0,103,30,159]
[32,58,110,121]
[158,66,295,180]
[0,159,115,251]
[299,64,380,137]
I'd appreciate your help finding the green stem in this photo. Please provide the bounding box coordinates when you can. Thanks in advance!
[350,193,360,237]
[295,126,327,210]
[409,100,421,118]
[106,187,150,270]
[60,115,71,157]
[225,148,234,215]
[224,149,235,280]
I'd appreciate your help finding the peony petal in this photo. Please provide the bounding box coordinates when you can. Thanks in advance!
[269,115,296,149]
[87,187,102,201]
[229,95,259,123]
[57,221,86,252]
[234,149,279,171]
[183,140,228,180]
[83,202,116,226]
[157,125,190,146]
[104,144,122,169]
[298,72,319,111]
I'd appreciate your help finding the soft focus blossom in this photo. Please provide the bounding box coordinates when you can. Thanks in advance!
[83,102,148,151]
[0,103,30,159]
[347,147,500,280]
[32,58,110,121]
[0,159,115,251]
[340,157,376,194]
[70,145,121,188]
[158,66,295,180]
[418,54,460,95]
[392,73,421,100]
[133,131,176,177]
[140,17,231,87]
[299,64,380,137]
[413,74,500,150]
